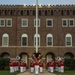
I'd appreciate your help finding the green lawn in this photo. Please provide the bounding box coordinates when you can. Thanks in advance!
[0,70,75,75]
[54,70,75,75]
[0,70,19,75]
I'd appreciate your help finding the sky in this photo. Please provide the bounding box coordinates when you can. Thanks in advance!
[0,0,75,5]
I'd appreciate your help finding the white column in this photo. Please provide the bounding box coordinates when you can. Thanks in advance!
[36,0,38,53]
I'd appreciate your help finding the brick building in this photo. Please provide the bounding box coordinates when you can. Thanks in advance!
[0,4,75,67]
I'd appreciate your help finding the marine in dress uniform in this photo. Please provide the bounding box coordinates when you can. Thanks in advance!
[47,61,50,72]
[39,61,43,72]
[50,60,54,73]
[34,59,39,75]
[20,61,25,73]
[30,61,34,72]
[9,62,14,73]
[60,60,64,73]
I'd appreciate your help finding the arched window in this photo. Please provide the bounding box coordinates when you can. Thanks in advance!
[65,34,72,47]
[34,34,40,46]
[21,34,28,46]
[47,34,53,46]
[2,33,9,47]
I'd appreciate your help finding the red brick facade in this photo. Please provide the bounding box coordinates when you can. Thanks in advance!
[0,5,75,66]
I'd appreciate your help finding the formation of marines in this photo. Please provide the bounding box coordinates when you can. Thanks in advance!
[9,54,64,74]
[9,60,26,73]
[47,56,64,73]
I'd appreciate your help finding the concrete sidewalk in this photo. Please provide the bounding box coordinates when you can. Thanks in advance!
[17,70,56,75]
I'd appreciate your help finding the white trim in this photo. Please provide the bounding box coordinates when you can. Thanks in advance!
[69,19,74,27]
[21,19,28,27]
[21,34,28,46]
[6,19,12,27]
[34,19,40,27]
[46,19,53,27]
[46,34,53,47]
[65,34,72,47]
[0,19,5,27]
[62,19,68,27]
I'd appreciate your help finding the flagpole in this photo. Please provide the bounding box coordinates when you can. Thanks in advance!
[36,0,38,53]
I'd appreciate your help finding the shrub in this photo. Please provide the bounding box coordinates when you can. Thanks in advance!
[64,58,75,70]
[4,66,10,70]
[0,58,10,70]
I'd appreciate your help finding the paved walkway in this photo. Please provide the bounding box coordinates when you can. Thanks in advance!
[17,70,56,75]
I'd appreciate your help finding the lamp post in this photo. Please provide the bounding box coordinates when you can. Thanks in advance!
[36,0,38,53]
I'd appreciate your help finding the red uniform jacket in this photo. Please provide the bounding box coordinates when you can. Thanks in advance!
[30,63,34,67]
[50,61,54,67]
[60,61,64,66]
[39,62,43,67]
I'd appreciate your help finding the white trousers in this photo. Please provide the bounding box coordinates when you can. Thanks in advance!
[35,65,39,74]
[39,67,43,72]
[10,67,14,73]
[20,67,24,73]
[60,66,64,73]
[50,67,54,73]
[31,67,34,72]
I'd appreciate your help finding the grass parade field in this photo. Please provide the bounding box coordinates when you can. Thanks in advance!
[0,70,19,75]
[0,70,75,75]
[54,70,75,75]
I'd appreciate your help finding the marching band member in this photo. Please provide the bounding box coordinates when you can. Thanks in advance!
[50,60,54,73]
[39,61,43,73]
[30,61,34,72]
[60,59,64,73]
[47,61,50,72]
[9,62,14,73]
[34,59,39,75]
[20,61,24,73]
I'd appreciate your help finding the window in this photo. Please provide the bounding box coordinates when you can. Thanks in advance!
[69,19,74,27]
[45,10,47,15]
[22,19,28,27]
[66,34,72,47]
[21,34,28,46]
[34,19,40,27]
[46,19,53,27]
[6,19,12,27]
[0,19,5,27]
[2,33,9,47]
[62,19,68,27]
[34,34,40,46]
[47,34,53,46]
